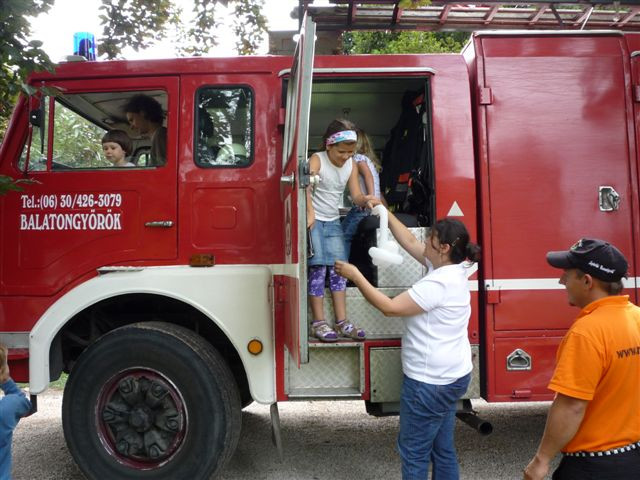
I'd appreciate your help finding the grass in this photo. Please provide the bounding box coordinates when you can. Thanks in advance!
[18,372,68,391]
[49,373,68,390]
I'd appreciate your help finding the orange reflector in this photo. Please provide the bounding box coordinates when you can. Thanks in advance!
[247,339,263,355]
[189,254,215,267]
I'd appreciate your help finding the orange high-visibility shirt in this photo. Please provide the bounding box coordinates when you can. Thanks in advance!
[548,295,640,452]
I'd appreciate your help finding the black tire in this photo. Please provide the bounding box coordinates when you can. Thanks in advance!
[62,322,241,479]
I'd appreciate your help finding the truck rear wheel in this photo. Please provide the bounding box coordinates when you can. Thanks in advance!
[62,322,241,479]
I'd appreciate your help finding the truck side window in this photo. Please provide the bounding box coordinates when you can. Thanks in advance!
[19,96,49,172]
[19,90,169,171]
[52,100,109,169]
[195,87,253,168]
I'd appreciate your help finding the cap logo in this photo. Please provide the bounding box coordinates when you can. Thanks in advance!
[588,260,615,275]
[570,239,584,251]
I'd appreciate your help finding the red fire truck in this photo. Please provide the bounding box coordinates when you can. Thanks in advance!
[1,10,639,479]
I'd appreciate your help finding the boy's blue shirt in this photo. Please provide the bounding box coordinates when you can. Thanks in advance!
[0,379,31,480]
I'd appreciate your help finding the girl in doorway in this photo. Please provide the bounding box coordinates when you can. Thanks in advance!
[307,119,380,342]
[341,127,385,258]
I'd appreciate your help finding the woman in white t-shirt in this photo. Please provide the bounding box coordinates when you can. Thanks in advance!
[335,214,480,480]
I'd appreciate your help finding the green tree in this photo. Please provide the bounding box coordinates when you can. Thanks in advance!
[342,30,469,55]
[0,0,267,144]
[98,0,266,59]
[0,0,55,143]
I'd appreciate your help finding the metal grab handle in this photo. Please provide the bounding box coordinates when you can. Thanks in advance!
[144,221,174,228]
[506,349,531,371]
[280,173,295,187]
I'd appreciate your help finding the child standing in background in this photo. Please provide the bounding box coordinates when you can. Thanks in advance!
[307,119,381,342]
[341,128,384,258]
[0,344,32,479]
[101,129,134,167]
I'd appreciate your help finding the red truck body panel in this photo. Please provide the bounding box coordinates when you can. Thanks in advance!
[0,31,637,405]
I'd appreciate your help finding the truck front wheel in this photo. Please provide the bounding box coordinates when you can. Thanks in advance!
[62,322,241,479]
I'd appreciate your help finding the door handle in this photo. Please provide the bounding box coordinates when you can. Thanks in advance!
[599,186,620,212]
[144,221,174,228]
[280,173,295,188]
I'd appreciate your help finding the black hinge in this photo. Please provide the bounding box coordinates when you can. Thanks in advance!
[479,86,493,105]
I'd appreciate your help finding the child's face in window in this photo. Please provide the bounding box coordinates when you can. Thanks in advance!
[102,142,126,164]
[327,141,356,166]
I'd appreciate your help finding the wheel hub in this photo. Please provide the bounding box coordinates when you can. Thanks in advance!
[99,371,186,467]
[129,404,154,432]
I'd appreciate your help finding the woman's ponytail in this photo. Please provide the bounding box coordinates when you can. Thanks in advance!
[432,218,481,264]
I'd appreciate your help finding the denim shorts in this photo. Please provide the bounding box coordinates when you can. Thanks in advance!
[308,219,347,266]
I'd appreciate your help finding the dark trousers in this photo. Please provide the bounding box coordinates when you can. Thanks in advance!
[552,449,640,480]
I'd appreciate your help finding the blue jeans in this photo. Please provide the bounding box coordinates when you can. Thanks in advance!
[398,373,471,480]
[341,207,369,259]
[0,379,31,480]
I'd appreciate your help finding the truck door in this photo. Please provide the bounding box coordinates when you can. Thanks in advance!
[282,13,316,366]
[476,34,636,401]
[1,77,179,296]
[630,50,640,304]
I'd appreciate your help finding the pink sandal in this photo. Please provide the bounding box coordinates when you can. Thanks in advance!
[335,320,366,341]
[311,321,338,342]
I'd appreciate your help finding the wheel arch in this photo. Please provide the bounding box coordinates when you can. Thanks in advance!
[30,266,275,404]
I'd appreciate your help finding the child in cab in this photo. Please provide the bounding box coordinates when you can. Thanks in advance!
[341,127,384,258]
[102,129,134,167]
[306,119,381,342]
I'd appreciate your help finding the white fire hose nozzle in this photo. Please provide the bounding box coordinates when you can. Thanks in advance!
[368,205,403,268]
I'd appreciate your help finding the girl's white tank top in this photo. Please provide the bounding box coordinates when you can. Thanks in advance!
[311,150,353,222]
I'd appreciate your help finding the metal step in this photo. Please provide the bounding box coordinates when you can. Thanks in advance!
[285,342,365,398]
[286,387,362,399]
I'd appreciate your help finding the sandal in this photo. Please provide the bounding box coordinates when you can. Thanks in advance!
[311,321,338,342]
[335,320,366,341]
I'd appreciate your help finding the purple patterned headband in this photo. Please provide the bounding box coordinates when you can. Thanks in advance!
[326,130,357,145]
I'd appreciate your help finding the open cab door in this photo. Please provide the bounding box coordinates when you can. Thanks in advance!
[281,13,316,366]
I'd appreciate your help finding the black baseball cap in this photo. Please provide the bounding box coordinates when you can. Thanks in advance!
[546,238,628,282]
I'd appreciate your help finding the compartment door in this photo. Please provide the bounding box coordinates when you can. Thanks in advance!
[281,13,316,366]
[477,35,636,400]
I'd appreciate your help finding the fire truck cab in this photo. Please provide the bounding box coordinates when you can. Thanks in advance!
[1,11,639,479]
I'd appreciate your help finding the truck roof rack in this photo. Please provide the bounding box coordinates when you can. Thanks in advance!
[297,1,640,32]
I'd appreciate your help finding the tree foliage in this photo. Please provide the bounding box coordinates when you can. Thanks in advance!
[0,0,55,142]
[342,31,469,55]
[98,0,267,59]
[0,0,267,144]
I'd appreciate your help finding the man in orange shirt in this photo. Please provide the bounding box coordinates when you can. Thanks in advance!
[524,238,640,480]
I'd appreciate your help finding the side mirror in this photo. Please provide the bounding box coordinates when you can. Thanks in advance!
[29,108,43,128]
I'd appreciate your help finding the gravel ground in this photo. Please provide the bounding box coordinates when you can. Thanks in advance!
[11,389,559,479]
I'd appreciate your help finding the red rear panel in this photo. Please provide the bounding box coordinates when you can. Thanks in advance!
[474,33,637,401]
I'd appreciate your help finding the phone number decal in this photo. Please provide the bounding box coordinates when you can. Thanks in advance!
[21,193,122,210]
[19,193,124,231]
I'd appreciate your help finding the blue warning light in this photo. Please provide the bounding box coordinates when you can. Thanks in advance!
[73,32,96,60]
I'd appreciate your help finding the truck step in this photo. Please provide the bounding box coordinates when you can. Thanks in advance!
[286,387,362,399]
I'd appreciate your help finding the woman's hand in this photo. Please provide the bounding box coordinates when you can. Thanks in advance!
[334,260,360,282]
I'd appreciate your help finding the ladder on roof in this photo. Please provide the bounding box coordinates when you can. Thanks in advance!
[296,1,640,32]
